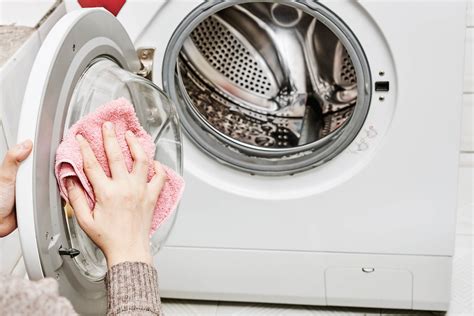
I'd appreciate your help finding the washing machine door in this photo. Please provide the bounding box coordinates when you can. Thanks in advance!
[15,8,182,315]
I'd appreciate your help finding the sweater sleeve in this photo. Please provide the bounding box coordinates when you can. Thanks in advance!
[0,275,78,315]
[105,262,162,315]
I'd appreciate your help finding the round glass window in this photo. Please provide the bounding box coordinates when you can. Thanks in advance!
[63,57,182,281]
[163,1,371,175]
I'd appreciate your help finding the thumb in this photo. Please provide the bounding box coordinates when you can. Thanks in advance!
[0,140,33,183]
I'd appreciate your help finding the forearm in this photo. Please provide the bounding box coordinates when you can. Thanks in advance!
[106,262,162,315]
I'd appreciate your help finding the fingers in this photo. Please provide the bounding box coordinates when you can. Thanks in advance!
[0,211,17,237]
[0,140,29,234]
[125,131,148,178]
[102,122,127,178]
[66,178,94,234]
[148,161,167,202]
[76,135,108,188]
[0,140,33,184]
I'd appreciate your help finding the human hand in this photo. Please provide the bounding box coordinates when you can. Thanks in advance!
[66,122,165,268]
[0,140,33,237]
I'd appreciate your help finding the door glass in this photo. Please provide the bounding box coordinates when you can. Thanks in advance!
[63,57,182,281]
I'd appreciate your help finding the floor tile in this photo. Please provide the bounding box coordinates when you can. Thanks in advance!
[215,302,377,316]
[380,311,432,316]
[162,299,218,316]
[447,235,473,316]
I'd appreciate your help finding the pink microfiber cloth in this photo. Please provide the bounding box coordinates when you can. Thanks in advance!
[55,98,184,235]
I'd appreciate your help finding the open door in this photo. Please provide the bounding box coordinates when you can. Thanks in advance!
[15,8,182,314]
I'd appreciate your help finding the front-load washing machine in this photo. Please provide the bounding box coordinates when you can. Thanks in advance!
[14,1,467,314]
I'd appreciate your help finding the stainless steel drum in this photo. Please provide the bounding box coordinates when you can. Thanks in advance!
[163,1,371,175]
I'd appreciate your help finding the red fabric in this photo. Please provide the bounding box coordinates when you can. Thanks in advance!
[78,0,126,16]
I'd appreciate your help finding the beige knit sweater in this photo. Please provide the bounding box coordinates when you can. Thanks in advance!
[0,262,162,315]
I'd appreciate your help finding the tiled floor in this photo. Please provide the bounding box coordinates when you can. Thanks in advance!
[161,167,473,316]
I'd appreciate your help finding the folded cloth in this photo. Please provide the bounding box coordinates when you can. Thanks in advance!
[54,98,184,235]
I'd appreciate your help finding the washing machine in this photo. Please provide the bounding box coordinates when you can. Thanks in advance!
[12,0,467,314]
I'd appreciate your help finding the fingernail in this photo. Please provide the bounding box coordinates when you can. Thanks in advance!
[126,130,134,138]
[19,140,31,150]
[75,134,84,142]
[104,121,113,130]
[13,142,25,151]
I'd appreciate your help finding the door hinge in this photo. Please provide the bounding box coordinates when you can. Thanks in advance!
[135,47,155,81]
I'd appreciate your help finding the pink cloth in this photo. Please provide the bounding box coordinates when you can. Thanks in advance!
[54,98,184,234]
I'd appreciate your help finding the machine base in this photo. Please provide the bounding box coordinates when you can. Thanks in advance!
[156,247,452,311]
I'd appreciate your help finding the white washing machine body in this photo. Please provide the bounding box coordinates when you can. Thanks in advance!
[118,0,467,311]
[14,0,467,313]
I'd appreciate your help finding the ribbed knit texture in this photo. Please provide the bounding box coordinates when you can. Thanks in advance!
[0,262,162,315]
[0,274,77,315]
[106,262,162,315]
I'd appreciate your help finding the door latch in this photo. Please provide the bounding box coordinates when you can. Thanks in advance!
[58,247,80,258]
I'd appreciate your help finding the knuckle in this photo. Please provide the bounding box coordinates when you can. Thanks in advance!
[108,154,123,164]
[78,140,89,152]
[68,195,79,206]
[135,154,148,165]
[147,195,159,208]
[100,189,113,201]
[156,166,165,178]
[104,131,117,141]
[68,188,80,202]
[158,172,166,184]
[122,190,136,201]
[146,199,157,210]
[83,159,96,171]
[76,216,92,232]
[155,161,163,170]
[0,228,10,238]
[150,171,166,187]
[5,150,17,162]
[147,185,161,198]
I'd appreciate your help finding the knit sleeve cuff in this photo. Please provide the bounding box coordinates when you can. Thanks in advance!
[106,262,162,315]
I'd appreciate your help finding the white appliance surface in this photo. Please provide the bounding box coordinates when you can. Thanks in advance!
[0,0,65,275]
[121,0,467,312]
[2,0,470,314]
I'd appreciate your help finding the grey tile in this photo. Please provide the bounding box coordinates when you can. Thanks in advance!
[162,298,218,316]
[216,302,377,316]
[380,310,431,316]
[447,235,473,316]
